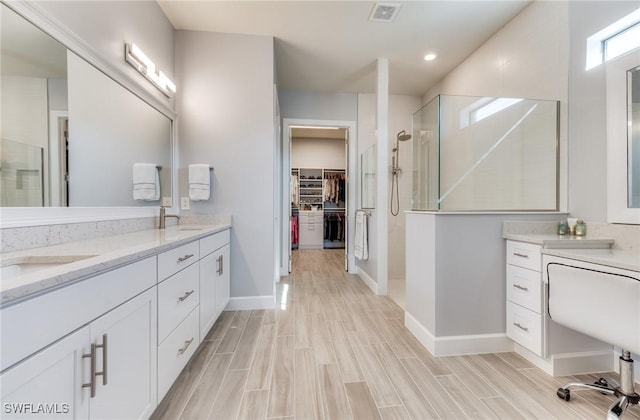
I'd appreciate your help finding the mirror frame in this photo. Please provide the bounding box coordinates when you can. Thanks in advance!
[0,1,177,228]
[607,50,640,224]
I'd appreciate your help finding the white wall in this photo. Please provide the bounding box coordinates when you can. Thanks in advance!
[387,95,421,282]
[424,1,569,212]
[34,0,175,110]
[291,138,345,170]
[567,1,640,222]
[355,93,420,285]
[279,91,357,122]
[176,30,275,303]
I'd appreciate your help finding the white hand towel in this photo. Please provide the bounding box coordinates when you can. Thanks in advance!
[354,210,368,260]
[133,163,159,201]
[189,164,211,201]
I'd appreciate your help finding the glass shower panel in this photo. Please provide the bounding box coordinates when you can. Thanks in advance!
[412,95,439,211]
[412,95,559,212]
[1,138,44,206]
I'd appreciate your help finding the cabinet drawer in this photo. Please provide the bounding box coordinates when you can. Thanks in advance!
[158,263,199,343]
[157,307,199,400]
[200,229,230,257]
[506,241,541,271]
[506,265,542,313]
[158,241,200,281]
[506,301,542,356]
[299,211,322,223]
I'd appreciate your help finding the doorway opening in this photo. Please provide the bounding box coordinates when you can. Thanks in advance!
[281,119,357,276]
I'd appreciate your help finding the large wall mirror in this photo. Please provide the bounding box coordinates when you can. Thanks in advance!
[607,50,640,224]
[0,3,173,209]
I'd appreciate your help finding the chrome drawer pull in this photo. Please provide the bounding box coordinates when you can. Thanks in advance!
[177,254,194,263]
[513,284,529,291]
[216,255,222,275]
[513,252,529,258]
[513,322,529,332]
[82,344,97,398]
[95,334,107,386]
[178,337,195,355]
[178,290,195,302]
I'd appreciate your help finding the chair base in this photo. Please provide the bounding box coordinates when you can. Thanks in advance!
[556,352,638,419]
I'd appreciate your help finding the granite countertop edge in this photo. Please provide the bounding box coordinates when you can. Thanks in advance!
[503,233,615,248]
[0,223,231,306]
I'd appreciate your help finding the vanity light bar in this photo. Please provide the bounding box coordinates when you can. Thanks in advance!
[125,42,176,97]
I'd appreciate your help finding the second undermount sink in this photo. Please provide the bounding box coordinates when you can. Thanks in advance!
[0,255,97,282]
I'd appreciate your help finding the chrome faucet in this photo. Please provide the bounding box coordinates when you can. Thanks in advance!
[159,206,180,229]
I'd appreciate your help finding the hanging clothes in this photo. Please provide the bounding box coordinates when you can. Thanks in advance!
[291,215,299,245]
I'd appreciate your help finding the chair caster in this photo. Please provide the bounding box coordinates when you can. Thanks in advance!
[596,378,609,387]
[557,388,571,401]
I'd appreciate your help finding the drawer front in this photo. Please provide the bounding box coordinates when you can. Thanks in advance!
[158,241,200,281]
[200,229,230,257]
[157,307,199,400]
[506,301,542,356]
[506,265,542,313]
[299,212,322,224]
[158,263,199,343]
[506,241,541,271]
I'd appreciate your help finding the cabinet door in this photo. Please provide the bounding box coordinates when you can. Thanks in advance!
[89,288,157,420]
[0,326,90,419]
[215,244,231,317]
[199,251,218,339]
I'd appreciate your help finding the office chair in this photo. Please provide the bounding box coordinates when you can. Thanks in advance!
[546,261,639,419]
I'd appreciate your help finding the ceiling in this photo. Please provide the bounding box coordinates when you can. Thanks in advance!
[158,0,531,96]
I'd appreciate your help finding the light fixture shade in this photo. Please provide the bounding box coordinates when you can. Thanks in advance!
[125,42,176,97]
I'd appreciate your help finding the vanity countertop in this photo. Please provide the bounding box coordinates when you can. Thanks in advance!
[541,248,640,273]
[503,233,615,249]
[0,223,231,305]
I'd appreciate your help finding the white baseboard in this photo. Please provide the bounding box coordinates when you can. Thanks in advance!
[404,312,513,356]
[356,267,378,294]
[514,343,614,376]
[226,295,275,311]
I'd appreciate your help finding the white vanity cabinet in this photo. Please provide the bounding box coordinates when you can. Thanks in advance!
[506,241,544,355]
[199,230,231,340]
[505,239,613,375]
[0,265,158,420]
[298,211,323,249]
[0,226,232,419]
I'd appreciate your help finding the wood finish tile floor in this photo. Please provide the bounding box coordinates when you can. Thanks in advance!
[152,249,637,420]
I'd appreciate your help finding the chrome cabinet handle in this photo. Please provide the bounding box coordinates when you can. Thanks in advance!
[95,334,107,386]
[512,284,529,291]
[178,290,195,302]
[513,322,529,332]
[82,344,97,398]
[177,254,194,263]
[216,255,222,275]
[513,252,529,258]
[220,255,224,275]
[178,337,194,355]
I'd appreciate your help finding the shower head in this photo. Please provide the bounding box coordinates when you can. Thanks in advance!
[397,130,412,142]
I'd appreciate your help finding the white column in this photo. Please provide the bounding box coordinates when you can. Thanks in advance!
[376,58,389,295]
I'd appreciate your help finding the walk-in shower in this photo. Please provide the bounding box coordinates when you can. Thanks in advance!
[390,129,412,216]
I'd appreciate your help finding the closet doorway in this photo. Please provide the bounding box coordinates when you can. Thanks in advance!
[281,119,357,276]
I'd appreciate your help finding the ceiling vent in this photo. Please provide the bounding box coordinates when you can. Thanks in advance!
[369,3,401,23]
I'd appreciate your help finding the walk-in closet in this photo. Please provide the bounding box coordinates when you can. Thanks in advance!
[289,127,347,254]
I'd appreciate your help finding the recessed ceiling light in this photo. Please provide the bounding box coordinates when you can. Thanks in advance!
[424,53,437,61]
[369,3,401,23]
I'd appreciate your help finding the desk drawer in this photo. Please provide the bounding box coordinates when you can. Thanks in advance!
[506,301,542,356]
[158,241,200,281]
[507,241,541,271]
[507,265,542,313]
[158,263,199,343]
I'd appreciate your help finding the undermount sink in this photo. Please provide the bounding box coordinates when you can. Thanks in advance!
[1,255,97,282]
